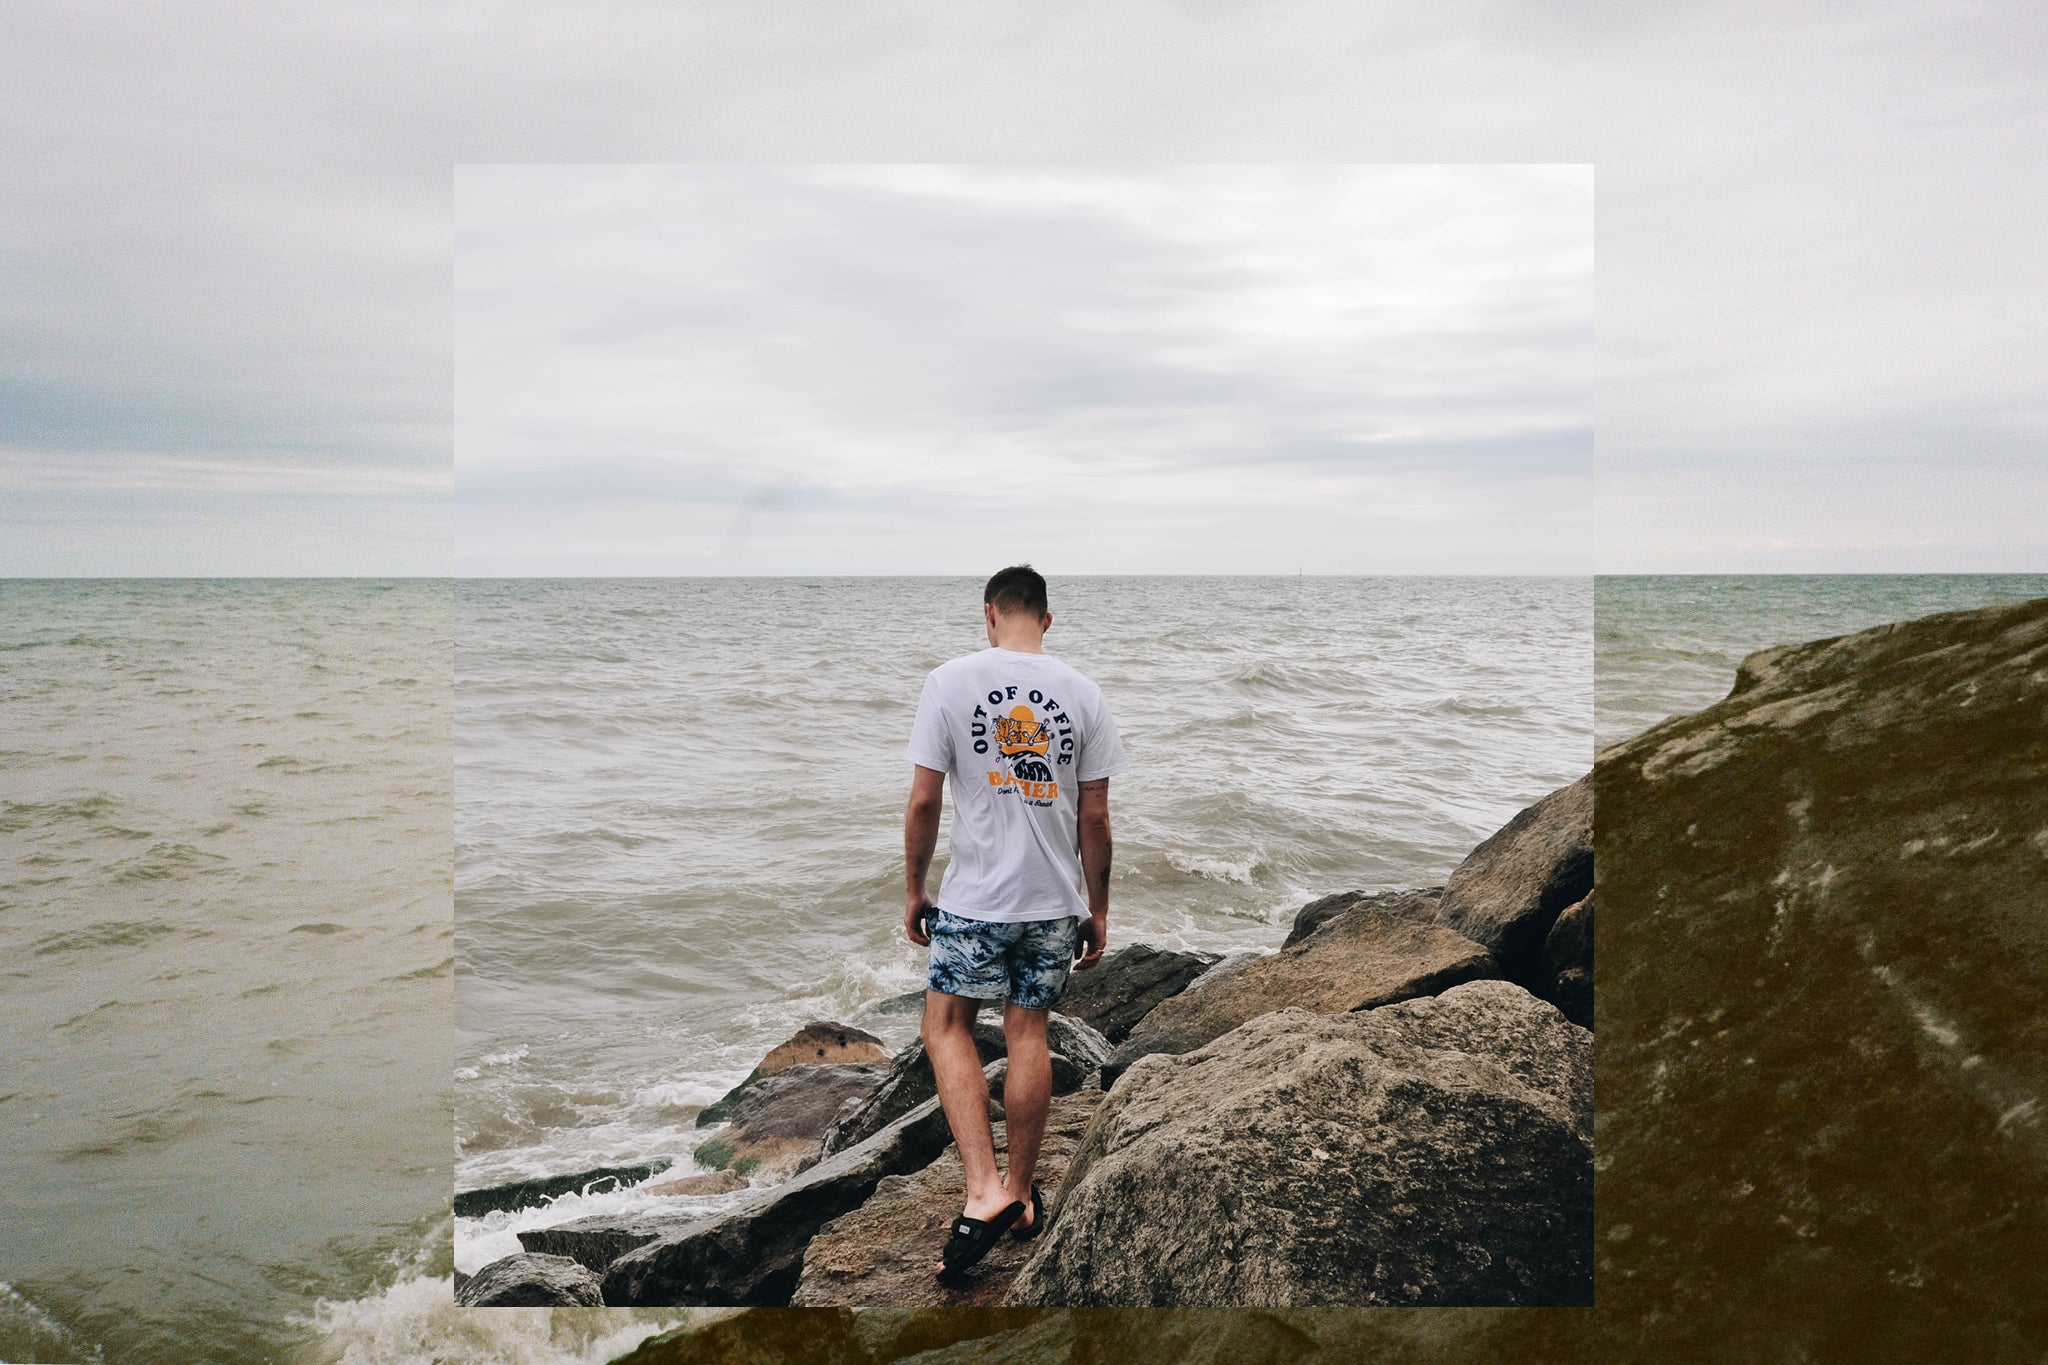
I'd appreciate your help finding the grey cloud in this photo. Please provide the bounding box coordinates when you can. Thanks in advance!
[3,1,2042,572]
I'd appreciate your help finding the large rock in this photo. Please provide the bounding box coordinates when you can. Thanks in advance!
[819,1015,1107,1159]
[760,1021,890,1075]
[453,1252,605,1307]
[1434,774,1593,988]
[1283,886,1440,948]
[516,1205,707,1276]
[698,1021,889,1127]
[1543,889,1592,1028]
[697,1061,889,1179]
[792,1089,1106,1306]
[451,1159,672,1217]
[1593,595,2048,1358]
[1100,905,1498,1086]
[644,1169,747,1197]
[1055,942,1221,1042]
[817,1022,1008,1157]
[1008,980,1591,1307]
[612,1304,1515,1364]
[599,1086,966,1304]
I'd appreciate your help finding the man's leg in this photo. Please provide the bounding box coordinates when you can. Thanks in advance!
[1000,1000,1052,1230]
[921,991,1012,1233]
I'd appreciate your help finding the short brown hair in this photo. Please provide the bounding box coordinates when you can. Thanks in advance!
[984,564,1048,617]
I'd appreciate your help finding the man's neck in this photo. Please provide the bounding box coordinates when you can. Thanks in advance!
[987,623,1045,653]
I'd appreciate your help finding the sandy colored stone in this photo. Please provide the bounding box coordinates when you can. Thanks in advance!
[792,1090,1105,1306]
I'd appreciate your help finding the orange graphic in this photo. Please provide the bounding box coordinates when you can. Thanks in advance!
[994,706,1051,755]
[988,770,1059,800]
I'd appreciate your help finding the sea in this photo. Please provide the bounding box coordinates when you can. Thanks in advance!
[4,573,2040,1365]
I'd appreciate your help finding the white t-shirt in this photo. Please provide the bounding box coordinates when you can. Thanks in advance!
[906,647,1130,923]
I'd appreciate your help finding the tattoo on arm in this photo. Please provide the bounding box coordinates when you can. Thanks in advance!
[1099,837,1112,890]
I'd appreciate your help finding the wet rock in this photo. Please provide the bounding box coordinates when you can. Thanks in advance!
[792,1090,1106,1306]
[698,1021,890,1127]
[452,1159,672,1218]
[819,1015,1105,1160]
[1100,906,1497,1087]
[1543,889,1592,1028]
[760,1021,890,1075]
[1283,886,1441,948]
[600,1089,962,1304]
[1056,942,1221,1042]
[453,1252,605,1307]
[1009,981,1592,1307]
[644,1168,747,1197]
[696,1062,889,1179]
[516,1206,705,1276]
[613,1304,1512,1364]
[1433,774,1593,988]
[817,1023,1006,1158]
[1595,595,2048,1358]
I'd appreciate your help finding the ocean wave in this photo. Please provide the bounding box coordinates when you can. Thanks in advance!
[300,1221,699,1365]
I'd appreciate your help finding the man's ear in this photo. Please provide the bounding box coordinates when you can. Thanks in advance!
[1042,610,1053,633]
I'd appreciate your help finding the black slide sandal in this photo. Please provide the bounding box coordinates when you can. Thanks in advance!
[938,1201,1025,1279]
[1011,1183,1044,1241]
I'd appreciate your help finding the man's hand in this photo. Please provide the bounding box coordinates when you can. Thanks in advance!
[1074,912,1107,969]
[904,897,932,947]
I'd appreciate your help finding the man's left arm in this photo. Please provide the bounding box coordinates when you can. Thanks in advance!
[903,764,945,945]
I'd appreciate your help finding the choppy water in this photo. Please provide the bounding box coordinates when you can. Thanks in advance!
[452,576,1594,1272]
[1594,574,2048,751]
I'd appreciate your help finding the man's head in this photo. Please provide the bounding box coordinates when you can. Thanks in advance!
[983,564,1052,649]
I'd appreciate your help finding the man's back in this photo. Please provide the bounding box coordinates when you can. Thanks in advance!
[907,645,1127,922]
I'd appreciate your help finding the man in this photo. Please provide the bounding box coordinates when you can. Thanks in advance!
[902,563,1126,1279]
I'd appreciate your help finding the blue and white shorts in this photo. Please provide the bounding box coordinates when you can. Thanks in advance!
[925,908,1078,1010]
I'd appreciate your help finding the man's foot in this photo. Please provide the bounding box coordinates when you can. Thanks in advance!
[935,1200,1025,1281]
[932,1188,1023,1273]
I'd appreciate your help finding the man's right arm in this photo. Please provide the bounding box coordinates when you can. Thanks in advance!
[1075,777,1111,968]
[903,764,945,945]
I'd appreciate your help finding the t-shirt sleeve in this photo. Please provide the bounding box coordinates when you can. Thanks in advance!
[906,672,953,771]
[1077,688,1130,781]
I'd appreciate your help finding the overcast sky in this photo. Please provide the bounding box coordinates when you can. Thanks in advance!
[457,164,1591,574]
[3,1,2043,574]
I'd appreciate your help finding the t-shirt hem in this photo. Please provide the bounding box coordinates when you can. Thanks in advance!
[1076,761,1131,781]
[936,904,1088,923]
[906,749,950,770]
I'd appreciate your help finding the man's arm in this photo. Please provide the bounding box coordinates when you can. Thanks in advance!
[903,764,946,945]
[1075,777,1111,968]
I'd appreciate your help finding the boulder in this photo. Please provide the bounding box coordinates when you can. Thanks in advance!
[1007,980,1592,1307]
[644,1169,747,1197]
[453,1252,605,1307]
[1433,774,1593,988]
[698,1021,890,1127]
[819,1015,1106,1159]
[612,1304,1513,1364]
[696,1061,889,1179]
[1543,889,1592,1028]
[1283,886,1440,948]
[451,1159,672,1217]
[1593,595,2048,1359]
[1055,942,1221,1042]
[792,1089,1106,1307]
[760,1021,891,1075]
[599,1088,962,1304]
[1100,906,1497,1087]
[817,1024,1005,1158]
[516,1205,707,1276]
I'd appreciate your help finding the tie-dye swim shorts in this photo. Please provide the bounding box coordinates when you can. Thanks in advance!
[924,907,1079,1010]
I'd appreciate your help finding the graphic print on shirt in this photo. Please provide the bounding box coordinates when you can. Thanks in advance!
[972,684,1074,808]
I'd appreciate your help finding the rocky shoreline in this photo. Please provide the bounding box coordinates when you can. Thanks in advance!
[454,765,1595,1310]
